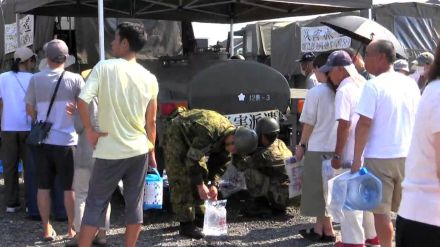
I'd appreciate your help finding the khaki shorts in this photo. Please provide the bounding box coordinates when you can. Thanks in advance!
[364,158,405,215]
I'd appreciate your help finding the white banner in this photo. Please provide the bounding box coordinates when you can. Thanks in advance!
[301,26,351,53]
[225,109,280,130]
[5,15,34,54]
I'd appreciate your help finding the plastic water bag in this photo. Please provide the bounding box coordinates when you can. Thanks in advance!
[284,156,304,198]
[219,164,247,198]
[322,157,350,202]
[143,168,163,210]
[203,200,228,236]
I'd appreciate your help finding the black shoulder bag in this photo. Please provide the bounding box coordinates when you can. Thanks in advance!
[27,71,65,146]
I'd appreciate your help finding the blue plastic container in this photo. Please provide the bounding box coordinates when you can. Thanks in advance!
[345,167,383,211]
[143,168,163,210]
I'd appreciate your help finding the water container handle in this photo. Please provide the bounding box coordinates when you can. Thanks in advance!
[152,168,160,177]
[359,167,369,175]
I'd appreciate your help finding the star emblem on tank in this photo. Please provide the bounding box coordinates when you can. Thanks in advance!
[238,93,245,102]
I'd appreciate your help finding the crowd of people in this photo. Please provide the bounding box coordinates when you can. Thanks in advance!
[0,19,439,247]
[296,40,439,247]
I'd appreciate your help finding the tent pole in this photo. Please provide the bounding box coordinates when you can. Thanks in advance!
[368,8,372,20]
[98,0,105,60]
[229,19,234,56]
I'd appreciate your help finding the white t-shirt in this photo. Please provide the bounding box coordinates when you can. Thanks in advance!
[335,77,363,161]
[398,79,440,227]
[0,71,33,131]
[356,71,420,158]
[305,73,319,89]
[299,83,337,152]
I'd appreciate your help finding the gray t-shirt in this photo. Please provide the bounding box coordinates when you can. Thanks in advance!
[25,68,84,146]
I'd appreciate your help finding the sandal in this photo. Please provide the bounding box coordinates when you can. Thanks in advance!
[43,228,57,242]
[299,228,322,242]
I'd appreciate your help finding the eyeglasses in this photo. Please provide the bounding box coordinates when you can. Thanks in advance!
[225,141,234,147]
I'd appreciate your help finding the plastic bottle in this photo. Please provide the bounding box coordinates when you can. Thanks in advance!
[162,169,169,188]
[285,156,297,164]
[344,167,382,211]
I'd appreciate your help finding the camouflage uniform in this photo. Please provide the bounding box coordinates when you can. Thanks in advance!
[234,139,292,209]
[163,109,234,222]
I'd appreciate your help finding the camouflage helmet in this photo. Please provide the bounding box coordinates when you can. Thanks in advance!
[234,126,258,155]
[256,117,280,136]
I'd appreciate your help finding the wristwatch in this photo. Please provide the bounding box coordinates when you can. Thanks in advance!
[333,154,341,160]
[297,143,307,149]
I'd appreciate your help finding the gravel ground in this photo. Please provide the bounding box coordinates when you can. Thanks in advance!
[0,177,340,247]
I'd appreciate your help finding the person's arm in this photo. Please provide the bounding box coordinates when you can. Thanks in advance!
[352,81,377,172]
[24,77,37,121]
[332,119,350,169]
[78,99,106,148]
[78,65,107,148]
[435,132,440,180]
[26,104,36,121]
[296,123,314,161]
[297,88,319,160]
[352,115,372,173]
[145,98,157,167]
[332,90,352,168]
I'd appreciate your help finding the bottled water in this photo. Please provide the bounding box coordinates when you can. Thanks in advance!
[203,200,228,236]
[344,167,382,211]
[162,169,169,188]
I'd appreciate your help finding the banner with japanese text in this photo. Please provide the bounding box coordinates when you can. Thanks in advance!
[5,15,34,54]
[301,26,351,52]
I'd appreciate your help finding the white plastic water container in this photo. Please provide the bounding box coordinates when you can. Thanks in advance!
[203,200,228,236]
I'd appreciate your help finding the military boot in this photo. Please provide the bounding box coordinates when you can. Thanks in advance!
[179,221,204,239]
[242,197,272,217]
[194,215,204,228]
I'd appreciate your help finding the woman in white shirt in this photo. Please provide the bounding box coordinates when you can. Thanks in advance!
[296,51,338,242]
[396,44,440,247]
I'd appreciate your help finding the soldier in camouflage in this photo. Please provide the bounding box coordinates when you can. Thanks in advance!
[234,117,292,216]
[163,108,257,239]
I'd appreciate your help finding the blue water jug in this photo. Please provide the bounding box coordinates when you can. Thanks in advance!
[345,167,382,211]
[143,168,163,210]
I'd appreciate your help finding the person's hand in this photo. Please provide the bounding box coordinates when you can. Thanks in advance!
[197,184,210,200]
[147,152,157,172]
[66,102,76,116]
[351,160,362,173]
[295,145,305,161]
[331,158,342,169]
[85,128,108,149]
[208,185,218,200]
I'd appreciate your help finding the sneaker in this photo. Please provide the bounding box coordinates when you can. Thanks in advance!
[6,204,21,213]
[365,236,380,247]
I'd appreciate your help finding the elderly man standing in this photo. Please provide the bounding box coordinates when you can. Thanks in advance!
[320,50,378,247]
[352,40,421,247]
